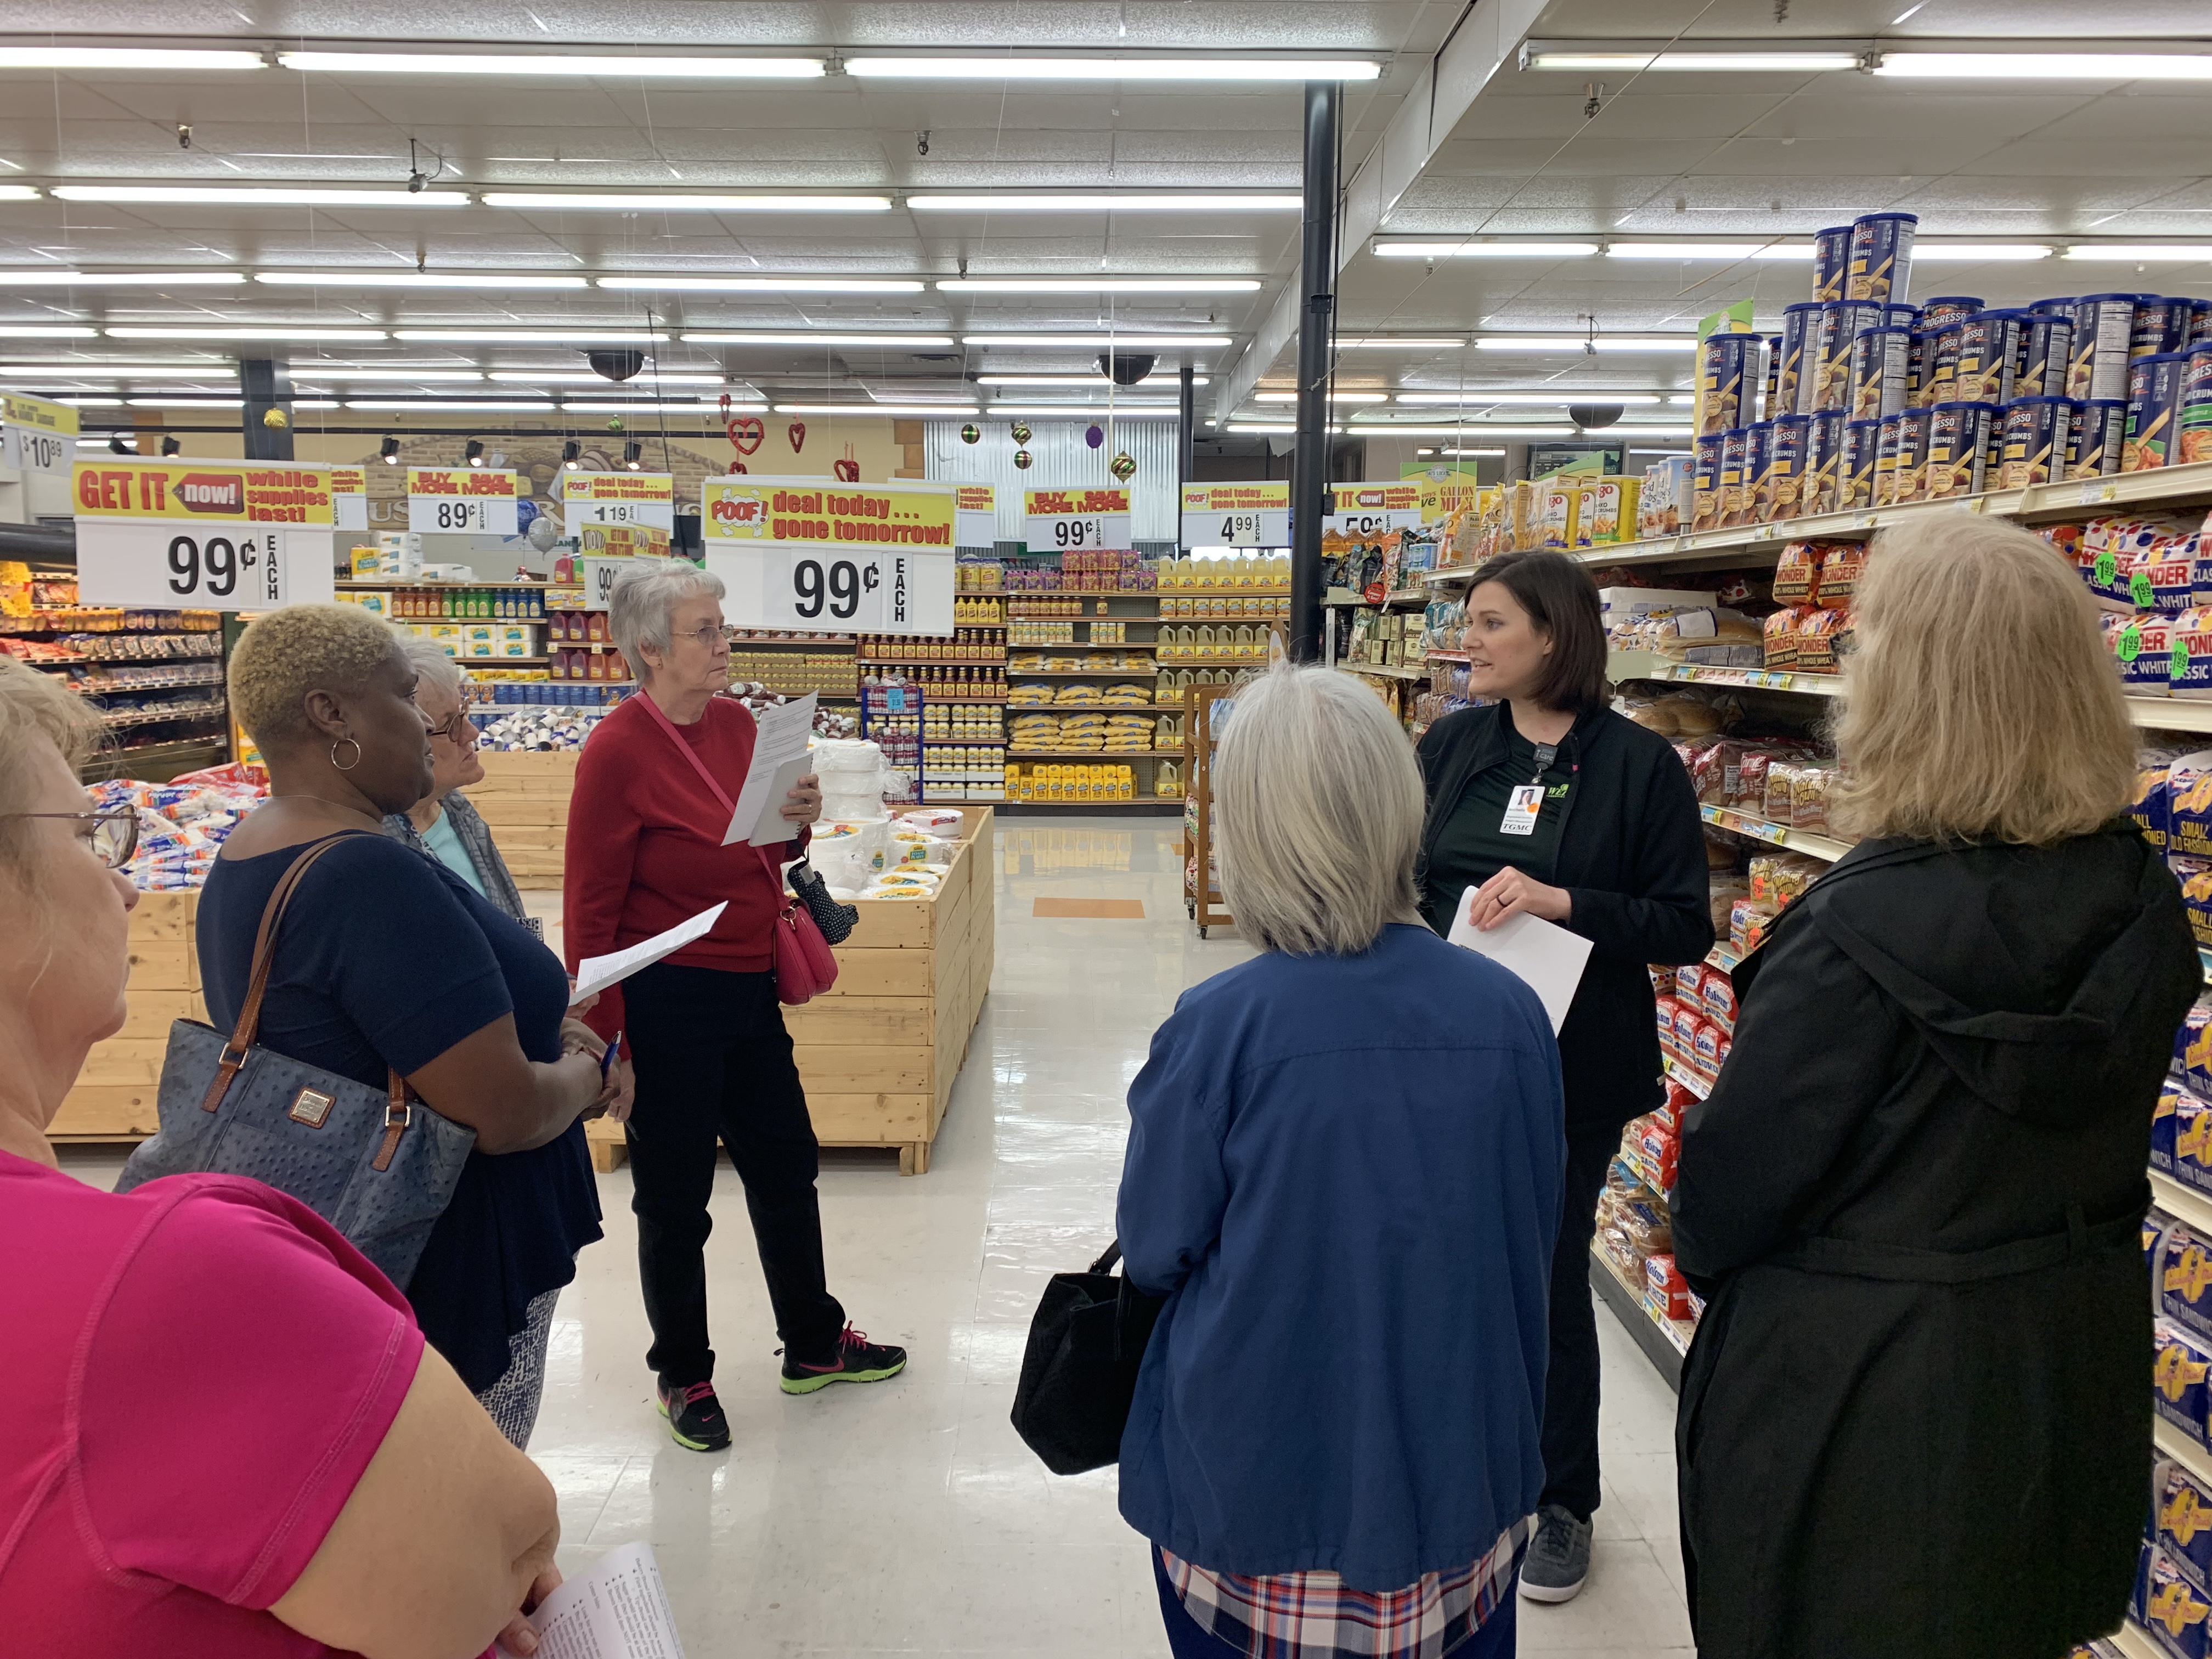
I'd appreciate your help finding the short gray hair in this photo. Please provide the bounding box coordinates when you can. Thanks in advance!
[390,627,466,704]
[1211,664,1425,957]
[608,559,726,679]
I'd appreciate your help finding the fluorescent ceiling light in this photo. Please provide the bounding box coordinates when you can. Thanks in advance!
[962,333,1232,347]
[0,186,40,200]
[1252,390,1388,404]
[2064,244,2212,261]
[1607,242,1804,260]
[52,185,469,207]
[1874,52,2212,80]
[488,369,723,385]
[1915,242,2052,260]
[909,193,1301,211]
[1226,422,1346,433]
[256,270,589,289]
[939,277,1259,293]
[1393,391,1664,405]
[774,402,980,416]
[127,397,241,407]
[1429,448,1507,457]
[1373,241,1600,258]
[0,269,246,287]
[1474,336,1697,353]
[486,192,889,212]
[561,401,763,414]
[393,329,668,342]
[684,331,956,347]
[1523,48,1860,72]
[977,373,1207,386]
[0,364,235,377]
[344,399,558,411]
[279,51,824,78]
[1,48,267,70]
[847,56,1381,81]
[597,275,922,292]
[57,398,124,406]
[986,404,1179,416]
[1333,337,1464,348]
[0,325,99,338]
[106,325,389,341]
[291,367,487,381]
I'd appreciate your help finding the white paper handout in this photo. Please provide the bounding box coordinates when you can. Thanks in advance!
[570,903,728,1002]
[1446,891,1594,1035]
[496,1542,686,1659]
[723,690,817,847]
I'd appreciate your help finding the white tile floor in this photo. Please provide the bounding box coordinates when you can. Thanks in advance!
[64,817,1696,1657]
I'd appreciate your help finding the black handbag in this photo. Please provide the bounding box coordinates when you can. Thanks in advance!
[1009,1240,1166,1475]
[787,854,858,945]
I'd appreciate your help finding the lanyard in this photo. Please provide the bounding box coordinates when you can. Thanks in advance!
[1531,741,1558,786]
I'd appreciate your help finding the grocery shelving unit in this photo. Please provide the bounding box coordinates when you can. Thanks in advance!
[1588,1246,1690,1390]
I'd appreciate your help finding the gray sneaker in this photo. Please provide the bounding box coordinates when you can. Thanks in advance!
[1518,1503,1593,1602]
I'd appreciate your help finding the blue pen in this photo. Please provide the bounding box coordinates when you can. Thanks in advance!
[600,1030,623,1081]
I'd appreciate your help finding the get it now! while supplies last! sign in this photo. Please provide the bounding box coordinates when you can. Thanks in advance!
[72,460,338,611]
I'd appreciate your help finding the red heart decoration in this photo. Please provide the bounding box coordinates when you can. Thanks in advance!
[727,460,748,474]
[786,421,806,454]
[727,415,763,456]
[718,392,731,415]
[833,457,860,483]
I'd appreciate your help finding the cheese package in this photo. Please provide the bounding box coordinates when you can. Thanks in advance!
[2164,1460,2212,1593]
[2160,1081,2191,1175]
[2159,1319,2212,1441]
[2173,755,2212,862]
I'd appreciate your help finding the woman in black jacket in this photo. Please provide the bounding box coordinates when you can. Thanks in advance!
[1414,549,1713,1604]
[1672,515,2199,1658]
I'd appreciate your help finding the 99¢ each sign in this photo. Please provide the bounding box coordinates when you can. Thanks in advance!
[1325,481,1431,539]
[561,471,675,532]
[1181,481,1290,548]
[2,393,76,474]
[1023,487,1131,552]
[700,477,955,636]
[74,461,337,610]
[408,466,521,535]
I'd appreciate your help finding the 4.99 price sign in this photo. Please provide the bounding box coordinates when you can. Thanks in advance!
[73,460,336,610]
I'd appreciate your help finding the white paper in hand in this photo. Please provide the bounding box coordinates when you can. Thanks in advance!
[570,903,727,1003]
[496,1542,685,1659]
[724,690,817,847]
[1446,891,1593,1034]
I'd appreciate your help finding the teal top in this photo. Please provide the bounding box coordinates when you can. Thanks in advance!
[420,805,489,900]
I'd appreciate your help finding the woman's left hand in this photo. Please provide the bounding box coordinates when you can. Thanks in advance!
[1466,865,1573,931]
[781,772,823,826]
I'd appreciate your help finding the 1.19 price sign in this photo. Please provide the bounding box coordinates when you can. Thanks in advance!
[72,460,337,610]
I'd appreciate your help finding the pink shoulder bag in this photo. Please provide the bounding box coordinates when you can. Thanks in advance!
[633,693,838,1006]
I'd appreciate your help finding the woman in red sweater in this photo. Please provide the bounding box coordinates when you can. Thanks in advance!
[566,561,906,1452]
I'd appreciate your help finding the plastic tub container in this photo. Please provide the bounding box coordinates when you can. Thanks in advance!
[1847,212,1918,303]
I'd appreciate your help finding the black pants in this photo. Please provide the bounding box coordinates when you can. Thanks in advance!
[1539,1121,1621,1522]
[623,961,845,1385]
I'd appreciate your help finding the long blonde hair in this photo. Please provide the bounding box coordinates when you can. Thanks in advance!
[1831,513,2136,845]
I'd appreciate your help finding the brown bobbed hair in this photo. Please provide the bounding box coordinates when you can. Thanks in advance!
[1464,549,1609,714]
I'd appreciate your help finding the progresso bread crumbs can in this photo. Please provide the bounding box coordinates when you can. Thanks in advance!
[1804,409,1846,515]
[1813,225,1852,302]
[1813,300,1886,413]
[1922,320,1964,408]
[1924,400,2000,498]
[1999,396,2076,488]
[1849,325,1912,421]
[2025,295,2074,318]
[1841,417,1880,510]
[1762,335,1782,420]
[2181,345,2212,465]
[1698,332,1756,436]
[2193,300,2212,348]
[2068,294,2141,401]
[1917,296,1983,334]
[1737,421,1773,525]
[2125,349,2192,471]
[2070,397,2129,478]
[1956,309,2028,404]
[2015,311,2075,397]
[1893,405,1934,503]
[2135,297,2190,360]
[1873,413,1904,506]
[1717,427,1749,524]
[1692,431,1726,531]
[1777,302,1821,417]
[1847,211,1917,304]
[1760,413,1811,521]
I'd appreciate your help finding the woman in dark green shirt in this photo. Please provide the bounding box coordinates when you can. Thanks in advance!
[1414,549,1712,1610]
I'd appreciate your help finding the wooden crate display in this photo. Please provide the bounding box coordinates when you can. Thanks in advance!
[469,749,577,889]
[585,805,995,1177]
[49,890,202,1142]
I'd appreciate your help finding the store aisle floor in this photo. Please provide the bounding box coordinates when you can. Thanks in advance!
[64,818,1694,1658]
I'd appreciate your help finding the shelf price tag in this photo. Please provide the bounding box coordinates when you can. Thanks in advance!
[560,471,675,532]
[2,393,76,473]
[701,476,956,636]
[1024,486,1132,552]
[73,459,336,610]
[408,467,522,536]
[1182,481,1291,548]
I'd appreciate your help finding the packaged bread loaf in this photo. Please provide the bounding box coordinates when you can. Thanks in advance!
[1772,543,1824,607]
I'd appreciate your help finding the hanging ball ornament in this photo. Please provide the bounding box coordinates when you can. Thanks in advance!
[1009,422,1032,446]
[260,407,289,429]
[1013,448,1034,470]
[1085,424,1104,449]
[1110,450,1137,482]
[605,416,625,433]
[960,422,981,445]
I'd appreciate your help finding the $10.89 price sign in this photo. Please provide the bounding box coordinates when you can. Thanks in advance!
[699,477,956,636]
[73,460,336,610]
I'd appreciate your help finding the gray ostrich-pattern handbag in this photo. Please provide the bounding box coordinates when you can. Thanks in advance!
[116,833,477,1288]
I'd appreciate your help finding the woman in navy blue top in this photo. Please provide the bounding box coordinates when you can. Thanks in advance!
[1116,664,1566,1659]
[203,603,620,1448]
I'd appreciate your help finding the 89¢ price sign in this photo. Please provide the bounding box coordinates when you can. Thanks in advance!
[408,467,522,537]
[72,460,336,610]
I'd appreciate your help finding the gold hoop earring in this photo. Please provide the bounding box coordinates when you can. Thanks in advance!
[330,737,363,771]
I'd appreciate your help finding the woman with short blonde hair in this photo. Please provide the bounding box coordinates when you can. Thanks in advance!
[1118,663,1566,1659]
[1672,514,2200,1658]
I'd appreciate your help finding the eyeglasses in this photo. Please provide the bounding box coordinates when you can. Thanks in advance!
[426,707,479,743]
[4,810,139,869]
[674,622,736,651]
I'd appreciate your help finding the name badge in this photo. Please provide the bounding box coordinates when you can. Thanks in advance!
[1500,783,1545,837]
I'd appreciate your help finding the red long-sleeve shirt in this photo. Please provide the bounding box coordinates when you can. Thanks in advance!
[562,693,797,1039]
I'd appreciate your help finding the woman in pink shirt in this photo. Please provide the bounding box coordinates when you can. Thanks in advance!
[0,656,566,1659]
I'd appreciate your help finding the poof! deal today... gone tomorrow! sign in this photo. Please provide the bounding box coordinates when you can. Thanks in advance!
[701,477,955,636]
[561,471,675,531]
[1181,482,1290,549]
[73,460,337,610]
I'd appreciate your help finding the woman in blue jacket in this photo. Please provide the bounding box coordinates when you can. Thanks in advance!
[1117,663,1567,1659]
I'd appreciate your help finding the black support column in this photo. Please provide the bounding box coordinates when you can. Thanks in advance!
[1289,78,1340,664]
[1177,362,1197,497]
[239,358,295,460]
